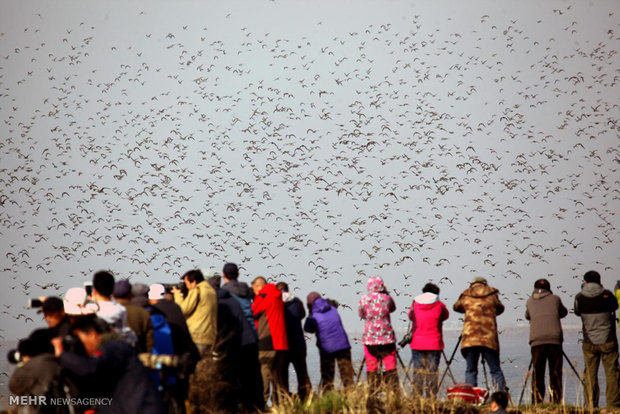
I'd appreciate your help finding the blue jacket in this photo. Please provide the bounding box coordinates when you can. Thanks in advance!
[222,280,257,341]
[217,288,257,348]
[304,298,350,354]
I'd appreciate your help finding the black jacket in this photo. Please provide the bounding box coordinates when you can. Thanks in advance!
[574,283,618,345]
[59,340,167,414]
[152,299,199,365]
[283,295,307,351]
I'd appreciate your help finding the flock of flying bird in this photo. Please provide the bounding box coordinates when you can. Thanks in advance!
[0,2,618,355]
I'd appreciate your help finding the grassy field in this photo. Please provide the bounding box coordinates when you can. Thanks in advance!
[269,384,620,414]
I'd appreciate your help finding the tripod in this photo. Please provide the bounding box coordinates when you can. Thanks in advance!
[517,349,585,406]
[354,349,413,386]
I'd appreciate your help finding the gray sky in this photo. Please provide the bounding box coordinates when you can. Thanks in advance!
[1,0,619,343]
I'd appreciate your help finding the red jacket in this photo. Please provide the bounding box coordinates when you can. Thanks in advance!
[408,292,449,350]
[252,283,288,351]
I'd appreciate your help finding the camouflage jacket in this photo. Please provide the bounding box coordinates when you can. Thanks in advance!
[453,282,504,351]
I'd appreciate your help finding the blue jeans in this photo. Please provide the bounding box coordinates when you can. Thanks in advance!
[411,350,441,397]
[463,346,506,391]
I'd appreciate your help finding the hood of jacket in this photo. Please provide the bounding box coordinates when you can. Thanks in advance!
[96,300,126,331]
[217,287,232,300]
[282,291,295,303]
[462,282,499,299]
[367,276,385,293]
[531,289,551,300]
[581,282,604,298]
[222,279,251,298]
[259,283,282,299]
[414,292,438,305]
[312,297,332,313]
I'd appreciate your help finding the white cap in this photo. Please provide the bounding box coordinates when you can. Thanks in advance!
[148,284,166,300]
[64,287,98,315]
[201,269,216,278]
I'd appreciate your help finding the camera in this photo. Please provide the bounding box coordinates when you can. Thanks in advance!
[7,349,22,364]
[398,331,413,348]
[161,282,187,296]
[83,282,93,296]
[28,298,43,308]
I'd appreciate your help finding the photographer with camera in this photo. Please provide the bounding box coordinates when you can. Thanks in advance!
[407,282,449,398]
[8,297,81,413]
[52,315,167,414]
[304,291,354,392]
[172,269,217,356]
[358,277,398,392]
[9,328,79,414]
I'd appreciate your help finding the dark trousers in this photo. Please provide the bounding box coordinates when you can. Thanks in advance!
[238,343,265,411]
[582,341,620,408]
[411,349,441,398]
[283,348,312,400]
[320,348,354,391]
[258,350,289,404]
[531,344,562,404]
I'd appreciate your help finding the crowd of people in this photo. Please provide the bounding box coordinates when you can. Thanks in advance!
[7,266,620,413]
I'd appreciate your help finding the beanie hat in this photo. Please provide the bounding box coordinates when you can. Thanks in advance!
[471,277,488,285]
[113,279,132,299]
[307,291,321,307]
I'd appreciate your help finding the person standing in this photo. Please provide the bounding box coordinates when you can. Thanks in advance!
[251,276,289,404]
[114,279,154,353]
[453,277,506,392]
[574,270,620,409]
[276,282,312,400]
[92,271,137,347]
[304,291,354,391]
[358,276,398,390]
[408,282,449,398]
[172,269,217,356]
[525,279,567,404]
[221,263,264,411]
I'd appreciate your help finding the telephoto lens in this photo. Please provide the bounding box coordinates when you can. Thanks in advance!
[6,349,21,364]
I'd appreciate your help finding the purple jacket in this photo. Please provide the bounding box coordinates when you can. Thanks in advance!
[304,298,351,354]
[358,277,396,345]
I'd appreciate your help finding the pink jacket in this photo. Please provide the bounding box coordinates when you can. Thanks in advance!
[358,277,396,345]
[408,292,449,350]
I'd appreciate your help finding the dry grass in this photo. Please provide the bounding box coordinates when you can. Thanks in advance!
[269,383,620,414]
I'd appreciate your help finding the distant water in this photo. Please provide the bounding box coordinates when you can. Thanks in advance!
[0,326,610,410]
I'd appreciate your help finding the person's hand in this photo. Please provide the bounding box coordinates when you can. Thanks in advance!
[51,337,64,357]
[171,286,180,294]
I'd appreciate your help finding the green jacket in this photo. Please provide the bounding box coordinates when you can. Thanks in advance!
[174,281,217,346]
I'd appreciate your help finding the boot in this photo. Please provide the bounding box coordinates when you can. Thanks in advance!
[383,369,400,395]
[366,371,384,414]
[367,371,381,391]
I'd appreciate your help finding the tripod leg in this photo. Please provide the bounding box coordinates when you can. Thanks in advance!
[562,350,585,388]
[438,335,462,389]
[441,350,457,385]
[355,358,365,384]
[397,352,413,386]
[518,359,533,407]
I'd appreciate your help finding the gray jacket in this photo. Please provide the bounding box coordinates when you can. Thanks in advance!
[525,289,567,346]
[574,283,618,345]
